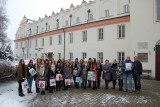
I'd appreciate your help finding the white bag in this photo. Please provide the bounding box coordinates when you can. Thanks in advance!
[22,80,28,89]
[50,79,56,86]
[39,81,45,89]
[56,74,63,81]
[29,68,37,76]
[65,79,71,86]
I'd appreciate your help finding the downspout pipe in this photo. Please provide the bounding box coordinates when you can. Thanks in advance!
[62,28,65,60]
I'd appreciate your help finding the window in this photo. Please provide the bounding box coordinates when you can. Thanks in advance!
[35,39,37,47]
[138,53,148,62]
[42,38,44,46]
[105,9,109,17]
[49,37,52,45]
[98,28,103,41]
[76,17,80,23]
[29,40,31,48]
[69,33,73,43]
[36,26,38,34]
[123,4,130,13]
[58,35,62,44]
[16,43,18,49]
[156,0,160,21]
[69,52,73,60]
[97,52,103,63]
[65,20,68,26]
[35,53,37,58]
[58,53,61,60]
[118,25,125,38]
[82,52,87,59]
[89,13,93,20]
[118,52,125,62]
[25,41,27,48]
[82,31,87,42]
[21,42,23,48]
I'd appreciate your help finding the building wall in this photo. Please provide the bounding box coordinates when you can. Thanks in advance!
[130,0,160,78]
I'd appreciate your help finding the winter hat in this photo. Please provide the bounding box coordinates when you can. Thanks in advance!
[29,59,33,64]
[84,58,88,62]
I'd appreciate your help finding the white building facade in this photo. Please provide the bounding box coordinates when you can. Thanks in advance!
[14,0,160,80]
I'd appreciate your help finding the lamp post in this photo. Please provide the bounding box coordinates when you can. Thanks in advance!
[22,47,25,59]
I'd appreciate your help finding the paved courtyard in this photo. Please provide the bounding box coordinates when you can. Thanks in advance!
[28,79,160,107]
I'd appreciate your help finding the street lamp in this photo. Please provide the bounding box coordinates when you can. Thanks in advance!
[22,47,25,59]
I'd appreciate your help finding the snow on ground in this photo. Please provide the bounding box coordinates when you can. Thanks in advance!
[0,81,36,107]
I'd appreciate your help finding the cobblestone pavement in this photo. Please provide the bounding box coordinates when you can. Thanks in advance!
[29,79,160,107]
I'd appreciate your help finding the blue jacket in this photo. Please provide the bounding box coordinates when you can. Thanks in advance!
[122,60,133,74]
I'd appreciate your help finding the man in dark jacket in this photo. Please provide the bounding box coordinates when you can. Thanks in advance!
[133,56,142,93]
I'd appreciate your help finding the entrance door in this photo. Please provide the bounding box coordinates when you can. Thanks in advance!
[48,52,53,60]
[156,45,160,80]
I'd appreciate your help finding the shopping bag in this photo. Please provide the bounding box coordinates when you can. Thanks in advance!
[29,68,37,76]
[22,80,28,89]
[87,71,94,80]
[39,81,45,89]
[50,79,56,86]
[65,79,71,86]
[56,74,63,81]
[75,77,81,83]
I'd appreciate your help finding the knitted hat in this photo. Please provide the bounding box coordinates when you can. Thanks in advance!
[84,58,88,62]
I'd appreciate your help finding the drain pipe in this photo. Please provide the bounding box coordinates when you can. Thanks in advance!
[62,28,66,60]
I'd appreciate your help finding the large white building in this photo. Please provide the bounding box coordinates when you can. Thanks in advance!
[14,0,160,80]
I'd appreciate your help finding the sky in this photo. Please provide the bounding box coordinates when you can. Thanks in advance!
[6,0,90,42]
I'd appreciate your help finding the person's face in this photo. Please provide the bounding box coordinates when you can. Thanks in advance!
[134,57,138,61]
[105,60,109,64]
[126,56,130,61]
[113,60,116,64]
[21,60,24,64]
[30,61,33,65]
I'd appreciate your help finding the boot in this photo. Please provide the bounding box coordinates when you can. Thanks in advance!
[27,88,30,93]
[30,88,32,93]
[19,93,25,97]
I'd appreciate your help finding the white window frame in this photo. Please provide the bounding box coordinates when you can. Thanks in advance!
[69,52,73,60]
[98,28,104,41]
[117,52,125,62]
[69,33,73,43]
[35,39,37,47]
[58,53,61,60]
[97,52,103,63]
[82,52,87,59]
[156,0,160,21]
[82,31,87,42]
[123,4,130,13]
[58,35,62,44]
[49,36,52,45]
[42,38,44,46]
[105,9,110,17]
[118,24,125,39]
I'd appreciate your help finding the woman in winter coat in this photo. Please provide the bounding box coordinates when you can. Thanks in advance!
[102,59,111,89]
[34,58,41,93]
[117,61,123,91]
[96,60,102,89]
[16,59,26,97]
[91,58,97,90]
[48,59,56,93]
[81,58,88,89]
[37,59,47,95]
[111,59,118,89]
[26,59,34,93]
[63,60,72,90]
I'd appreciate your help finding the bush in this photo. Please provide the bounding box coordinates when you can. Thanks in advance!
[0,60,16,81]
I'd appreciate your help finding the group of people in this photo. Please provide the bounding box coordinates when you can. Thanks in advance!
[16,56,142,97]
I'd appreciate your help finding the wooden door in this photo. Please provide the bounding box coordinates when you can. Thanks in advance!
[156,45,160,80]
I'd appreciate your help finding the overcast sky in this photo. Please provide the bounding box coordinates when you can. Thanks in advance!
[6,0,90,42]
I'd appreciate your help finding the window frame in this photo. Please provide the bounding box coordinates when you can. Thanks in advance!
[98,28,104,41]
[117,52,125,62]
[69,33,73,44]
[69,52,73,60]
[123,4,130,13]
[82,31,87,42]
[105,9,110,17]
[156,0,160,21]
[42,38,44,46]
[49,36,52,45]
[97,52,103,63]
[82,52,87,59]
[35,39,37,47]
[58,53,61,60]
[58,35,62,45]
[117,24,125,39]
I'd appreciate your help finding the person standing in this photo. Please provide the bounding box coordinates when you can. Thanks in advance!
[26,59,34,93]
[117,61,123,91]
[63,61,72,90]
[133,56,142,93]
[72,58,81,88]
[96,60,102,89]
[81,58,88,89]
[16,59,26,97]
[87,58,92,88]
[91,58,97,90]
[111,59,117,89]
[102,59,111,89]
[123,56,133,93]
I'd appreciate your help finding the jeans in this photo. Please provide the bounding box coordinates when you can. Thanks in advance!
[27,76,33,89]
[82,79,87,88]
[123,73,132,92]
[133,71,141,91]
[18,81,23,94]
